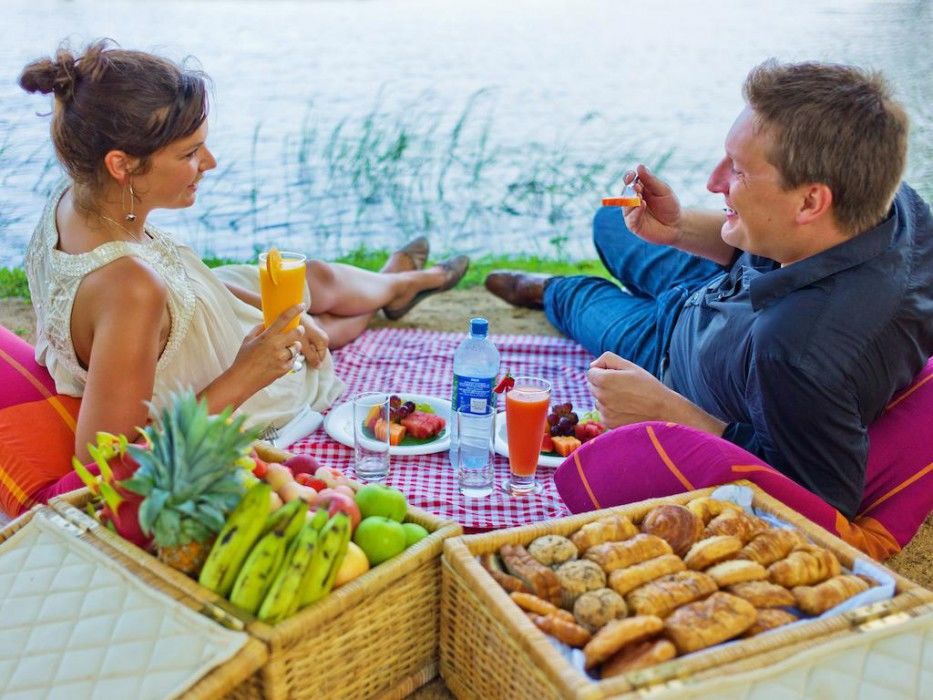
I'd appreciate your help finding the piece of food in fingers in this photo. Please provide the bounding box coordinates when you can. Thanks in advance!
[704,559,768,587]
[573,588,628,633]
[584,533,673,572]
[663,592,758,654]
[607,554,686,597]
[640,504,704,557]
[583,615,665,669]
[792,574,872,615]
[528,613,592,648]
[741,608,799,637]
[500,544,562,606]
[511,591,576,623]
[683,535,743,570]
[726,580,795,608]
[571,514,638,552]
[601,638,677,678]
[625,570,718,618]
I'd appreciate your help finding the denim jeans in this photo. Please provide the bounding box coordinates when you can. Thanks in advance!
[543,206,723,377]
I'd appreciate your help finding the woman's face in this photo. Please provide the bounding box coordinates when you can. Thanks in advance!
[133,121,216,211]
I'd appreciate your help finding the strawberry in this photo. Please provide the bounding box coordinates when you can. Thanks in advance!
[494,371,515,394]
[251,456,269,479]
[574,423,588,441]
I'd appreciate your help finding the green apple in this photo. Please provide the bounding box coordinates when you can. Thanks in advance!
[353,516,407,565]
[354,483,408,522]
[402,522,429,548]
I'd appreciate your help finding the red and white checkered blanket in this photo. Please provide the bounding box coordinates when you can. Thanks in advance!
[290,328,595,530]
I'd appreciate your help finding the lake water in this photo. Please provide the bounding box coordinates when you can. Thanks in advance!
[0,0,930,267]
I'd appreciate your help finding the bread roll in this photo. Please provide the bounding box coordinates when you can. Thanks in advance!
[704,510,768,544]
[726,580,795,608]
[738,528,805,566]
[601,639,677,677]
[608,554,686,596]
[663,592,758,653]
[792,574,871,615]
[640,504,704,557]
[500,544,562,606]
[528,535,578,567]
[571,514,638,552]
[685,497,742,524]
[625,570,718,618]
[583,615,664,669]
[741,608,798,637]
[704,559,767,587]
[683,535,743,570]
[573,587,627,633]
[768,546,840,588]
[584,533,672,572]
[556,559,607,608]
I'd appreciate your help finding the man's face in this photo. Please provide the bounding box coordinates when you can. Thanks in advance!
[707,107,801,262]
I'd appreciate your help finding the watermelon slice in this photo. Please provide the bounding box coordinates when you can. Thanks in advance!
[400,411,446,440]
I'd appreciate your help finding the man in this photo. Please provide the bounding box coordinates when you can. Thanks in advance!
[485,60,933,519]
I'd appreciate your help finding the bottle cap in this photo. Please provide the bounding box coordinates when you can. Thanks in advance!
[470,317,489,337]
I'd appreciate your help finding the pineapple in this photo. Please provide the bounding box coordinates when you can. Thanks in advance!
[121,391,261,575]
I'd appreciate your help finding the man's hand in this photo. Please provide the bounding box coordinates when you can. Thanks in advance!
[586,352,727,436]
[298,314,329,367]
[624,165,683,247]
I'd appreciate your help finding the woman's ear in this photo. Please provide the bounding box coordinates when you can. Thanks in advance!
[102,150,140,185]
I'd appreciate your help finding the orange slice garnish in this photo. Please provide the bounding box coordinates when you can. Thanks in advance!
[265,247,282,285]
[602,196,642,207]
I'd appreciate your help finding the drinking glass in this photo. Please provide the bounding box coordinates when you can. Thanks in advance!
[258,250,307,373]
[352,392,391,483]
[457,406,495,498]
[502,376,551,496]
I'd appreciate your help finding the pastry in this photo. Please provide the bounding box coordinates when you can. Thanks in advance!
[625,570,718,618]
[704,510,768,544]
[573,587,628,633]
[608,554,686,596]
[741,608,798,637]
[683,535,743,570]
[768,546,840,588]
[528,534,579,567]
[704,559,768,587]
[500,544,562,606]
[571,514,639,552]
[640,504,704,557]
[726,580,795,608]
[663,592,758,653]
[510,591,576,623]
[601,639,677,678]
[584,534,672,572]
[685,497,742,524]
[737,528,806,566]
[479,553,531,594]
[792,574,871,615]
[556,559,607,608]
[528,613,593,648]
[583,615,665,669]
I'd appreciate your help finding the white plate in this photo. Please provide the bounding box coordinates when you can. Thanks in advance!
[493,411,565,468]
[324,393,451,455]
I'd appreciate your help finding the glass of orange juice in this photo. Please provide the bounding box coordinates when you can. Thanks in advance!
[258,249,307,372]
[503,376,551,496]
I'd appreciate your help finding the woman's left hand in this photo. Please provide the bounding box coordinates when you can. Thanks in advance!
[298,314,329,367]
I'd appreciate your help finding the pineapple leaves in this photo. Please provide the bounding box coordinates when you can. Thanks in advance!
[138,488,171,536]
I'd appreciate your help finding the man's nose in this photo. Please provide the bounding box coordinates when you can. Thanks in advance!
[707,160,727,194]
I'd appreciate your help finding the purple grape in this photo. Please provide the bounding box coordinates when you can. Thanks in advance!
[567,412,579,425]
[550,425,561,437]
[403,400,416,414]
[557,416,574,435]
[547,413,560,427]
[389,395,401,409]
[389,407,400,422]
[398,404,412,419]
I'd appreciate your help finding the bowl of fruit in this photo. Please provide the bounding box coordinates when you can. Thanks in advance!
[494,401,607,467]
[324,393,451,455]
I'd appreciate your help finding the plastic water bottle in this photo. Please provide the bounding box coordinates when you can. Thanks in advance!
[448,317,501,467]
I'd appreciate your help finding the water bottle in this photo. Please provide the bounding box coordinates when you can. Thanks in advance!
[448,317,501,467]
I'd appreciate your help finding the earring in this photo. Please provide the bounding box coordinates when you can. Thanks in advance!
[124,182,137,222]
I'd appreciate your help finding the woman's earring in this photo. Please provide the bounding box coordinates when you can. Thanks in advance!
[124,182,137,222]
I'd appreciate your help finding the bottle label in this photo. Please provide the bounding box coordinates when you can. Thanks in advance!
[452,374,495,414]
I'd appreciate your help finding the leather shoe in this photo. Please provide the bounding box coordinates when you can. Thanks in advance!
[382,236,429,272]
[484,270,551,309]
[383,254,470,320]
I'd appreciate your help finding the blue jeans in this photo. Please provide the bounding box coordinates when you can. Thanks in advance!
[543,206,723,377]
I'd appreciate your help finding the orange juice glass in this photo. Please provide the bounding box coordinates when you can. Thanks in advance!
[504,376,551,495]
[259,250,306,371]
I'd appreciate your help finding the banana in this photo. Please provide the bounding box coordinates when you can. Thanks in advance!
[257,522,319,624]
[306,506,329,532]
[198,483,272,596]
[261,498,308,539]
[229,501,308,614]
[299,512,351,608]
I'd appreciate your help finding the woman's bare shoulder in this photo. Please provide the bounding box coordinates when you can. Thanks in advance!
[78,255,169,316]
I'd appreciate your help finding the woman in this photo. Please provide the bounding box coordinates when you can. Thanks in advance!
[20,41,468,461]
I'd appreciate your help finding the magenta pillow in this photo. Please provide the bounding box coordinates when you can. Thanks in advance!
[554,358,933,559]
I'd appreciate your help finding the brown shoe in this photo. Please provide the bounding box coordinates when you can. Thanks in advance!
[484,270,551,309]
[383,254,470,320]
[382,236,430,273]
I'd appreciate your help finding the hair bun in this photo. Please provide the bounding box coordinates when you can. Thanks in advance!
[19,48,79,102]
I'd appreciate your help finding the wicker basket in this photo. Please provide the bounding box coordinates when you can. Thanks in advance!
[51,487,462,700]
[440,483,933,699]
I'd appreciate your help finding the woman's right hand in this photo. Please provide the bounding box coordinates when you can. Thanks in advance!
[623,164,683,247]
[231,303,307,392]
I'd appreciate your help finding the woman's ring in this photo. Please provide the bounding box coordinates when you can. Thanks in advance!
[288,344,298,361]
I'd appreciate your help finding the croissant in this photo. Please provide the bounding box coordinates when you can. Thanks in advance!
[792,574,871,615]
[663,592,758,653]
[510,591,576,623]
[584,533,672,572]
[685,497,742,524]
[528,613,593,648]
[608,554,686,597]
[625,570,718,618]
[683,535,743,570]
[726,580,795,608]
[601,639,677,678]
[704,559,768,587]
[640,504,704,557]
[571,514,638,552]
[583,615,664,669]
[768,547,840,588]
[741,608,798,637]
[738,528,806,566]
[500,544,562,606]
[704,510,768,544]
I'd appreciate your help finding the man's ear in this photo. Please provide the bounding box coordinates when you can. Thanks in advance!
[102,150,140,184]
[796,183,833,225]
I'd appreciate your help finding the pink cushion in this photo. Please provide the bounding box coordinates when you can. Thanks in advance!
[554,358,933,559]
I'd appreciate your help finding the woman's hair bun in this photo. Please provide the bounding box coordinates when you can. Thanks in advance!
[19,45,88,103]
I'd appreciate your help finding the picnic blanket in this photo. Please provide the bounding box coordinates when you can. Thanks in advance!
[291,328,594,530]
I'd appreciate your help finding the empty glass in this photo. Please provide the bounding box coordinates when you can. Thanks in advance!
[457,406,495,498]
[352,392,391,483]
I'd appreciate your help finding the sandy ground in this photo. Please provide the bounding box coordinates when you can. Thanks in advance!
[2,291,928,591]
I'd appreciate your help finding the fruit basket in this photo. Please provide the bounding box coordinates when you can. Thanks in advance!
[440,482,933,700]
[51,487,462,700]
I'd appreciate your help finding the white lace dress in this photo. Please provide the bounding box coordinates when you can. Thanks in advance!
[24,182,344,436]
